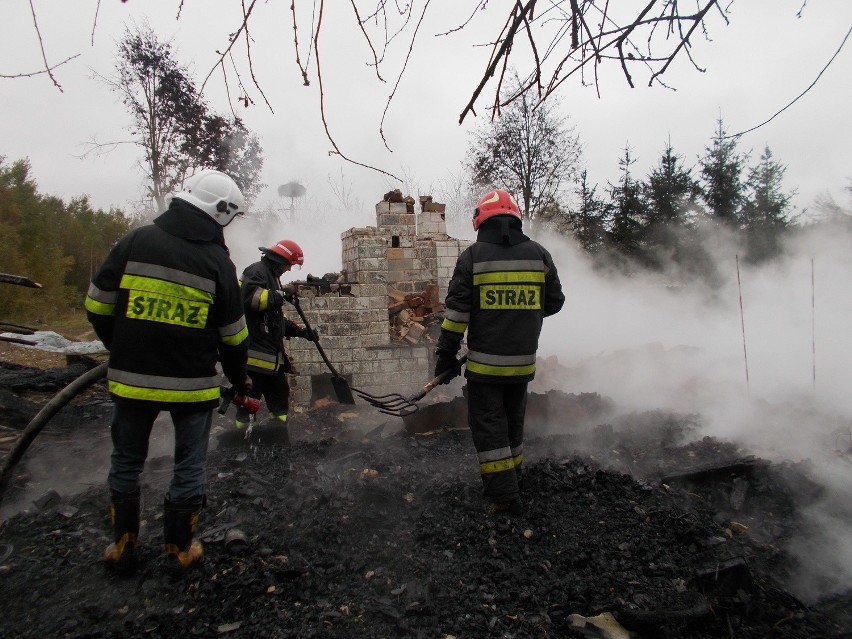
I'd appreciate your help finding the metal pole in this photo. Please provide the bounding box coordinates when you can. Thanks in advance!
[736,255,750,398]
[811,258,816,394]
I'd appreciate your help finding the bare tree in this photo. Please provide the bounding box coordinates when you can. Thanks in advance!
[202,1,731,174]
[466,74,582,221]
[88,23,264,211]
[12,2,736,177]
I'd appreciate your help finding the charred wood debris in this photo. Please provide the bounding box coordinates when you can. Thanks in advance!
[282,276,444,347]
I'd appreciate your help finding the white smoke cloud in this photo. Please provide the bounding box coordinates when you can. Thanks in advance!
[533,220,852,600]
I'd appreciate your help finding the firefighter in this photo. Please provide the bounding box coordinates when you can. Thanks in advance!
[434,189,564,515]
[237,239,318,445]
[85,169,252,573]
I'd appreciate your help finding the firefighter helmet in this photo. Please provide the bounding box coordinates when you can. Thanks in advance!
[259,239,305,266]
[472,189,521,230]
[170,169,246,227]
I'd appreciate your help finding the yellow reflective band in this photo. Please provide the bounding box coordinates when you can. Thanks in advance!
[480,457,517,474]
[467,360,536,377]
[269,413,288,422]
[108,380,220,403]
[259,289,269,311]
[479,284,542,310]
[248,356,278,371]
[85,297,115,316]
[222,325,248,346]
[473,271,545,285]
[513,452,524,467]
[125,290,210,328]
[120,274,214,304]
[441,318,468,334]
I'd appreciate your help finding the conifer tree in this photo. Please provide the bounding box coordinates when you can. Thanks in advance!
[699,118,747,226]
[741,145,794,262]
[642,140,701,267]
[608,145,647,260]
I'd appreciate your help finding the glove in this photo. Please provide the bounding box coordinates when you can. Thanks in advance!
[280,286,297,304]
[268,289,285,310]
[240,375,253,396]
[434,353,461,384]
[301,327,319,342]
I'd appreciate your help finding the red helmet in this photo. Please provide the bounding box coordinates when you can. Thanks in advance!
[259,239,304,266]
[473,189,522,230]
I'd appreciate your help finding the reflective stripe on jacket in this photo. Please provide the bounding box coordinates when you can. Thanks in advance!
[437,228,564,384]
[240,260,304,375]
[85,200,248,410]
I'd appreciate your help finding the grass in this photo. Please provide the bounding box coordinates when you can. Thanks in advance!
[2,310,95,342]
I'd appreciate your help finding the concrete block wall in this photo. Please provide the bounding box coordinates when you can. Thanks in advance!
[285,198,468,409]
[416,210,447,236]
[435,238,471,297]
[285,285,433,406]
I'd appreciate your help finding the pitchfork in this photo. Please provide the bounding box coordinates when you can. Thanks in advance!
[355,355,468,417]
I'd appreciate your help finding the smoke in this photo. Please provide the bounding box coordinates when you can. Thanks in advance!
[225,198,376,278]
[532,220,852,600]
[0,412,180,520]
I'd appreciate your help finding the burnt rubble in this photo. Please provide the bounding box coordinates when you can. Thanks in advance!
[0,363,850,638]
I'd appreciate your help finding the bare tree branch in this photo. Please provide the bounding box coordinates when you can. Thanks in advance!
[199,0,259,94]
[11,1,743,182]
[291,0,312,86]
[240,0,273,112]
[27,0,66,91]
[0,54,80,80]
[726,25,852,139]
[379,0,431,152]
[459,0,538,125]
[314,0,402,182]
[349,0,385,81]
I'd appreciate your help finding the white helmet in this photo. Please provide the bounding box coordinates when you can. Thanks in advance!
[171,169,246,226]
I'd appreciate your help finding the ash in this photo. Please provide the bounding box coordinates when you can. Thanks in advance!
[0,367,850,638]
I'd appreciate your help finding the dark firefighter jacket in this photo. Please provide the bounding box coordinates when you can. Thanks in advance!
[436,216,565,384]
[240,259,305,375]
[84,198,249,410]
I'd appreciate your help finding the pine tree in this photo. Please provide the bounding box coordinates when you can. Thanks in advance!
[566,170,610,253]
[608,145,647,261]
[741,145,794,262]
[699,117,747,227]
[642,140,702,267]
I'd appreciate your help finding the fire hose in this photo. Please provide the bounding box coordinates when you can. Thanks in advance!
[0,362,107,506]
[0,364,266,505]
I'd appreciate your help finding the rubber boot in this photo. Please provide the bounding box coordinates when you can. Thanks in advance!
[271,415,291,447]
[485,498,523,516]
[257,414,290,447]
[163,495,204,572]
[103,488,140,574]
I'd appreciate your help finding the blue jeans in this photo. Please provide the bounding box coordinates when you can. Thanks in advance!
[108,402,213,503]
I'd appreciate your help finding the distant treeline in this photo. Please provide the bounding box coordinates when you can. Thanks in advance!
[2,144,850,325]
[533,120,802,282]
[0,157,135,323]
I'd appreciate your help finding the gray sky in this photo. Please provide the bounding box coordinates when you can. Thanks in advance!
[1,2,850,220]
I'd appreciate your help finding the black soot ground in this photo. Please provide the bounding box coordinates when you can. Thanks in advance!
[0,360,850,639]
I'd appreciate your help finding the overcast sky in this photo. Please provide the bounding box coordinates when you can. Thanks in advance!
[1,2,850,223]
